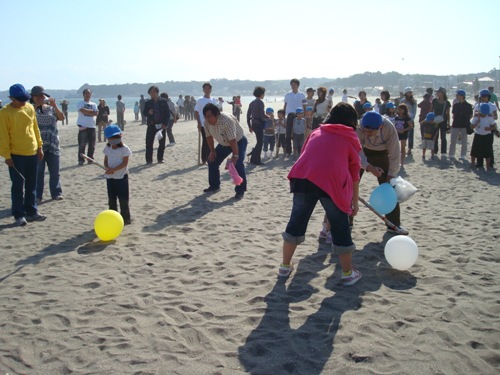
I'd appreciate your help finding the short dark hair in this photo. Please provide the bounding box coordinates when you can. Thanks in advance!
[117,94,122,100]
[290,78,300,86]
[203,103,220,117]
[380,90,390,100]
[253,86,265,97]
[323,102,358,130]
[160,92,168,99]
[83,88,91,95]
[148,85,159,94]
[277,109,285,116]
[202,82,212,89]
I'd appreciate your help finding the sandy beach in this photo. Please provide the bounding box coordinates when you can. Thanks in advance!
[0,100,499,375]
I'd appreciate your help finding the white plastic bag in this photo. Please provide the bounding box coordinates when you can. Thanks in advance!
[390,176,417,203]
[155,129,163,141]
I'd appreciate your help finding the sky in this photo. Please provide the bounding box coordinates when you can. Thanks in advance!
[1,0,499,91]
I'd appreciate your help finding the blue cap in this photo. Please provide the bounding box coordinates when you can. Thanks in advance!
[265,107,274,113]
[306,106,313,111]
[9,83,31,102]
[456,89,466,97]
[479,89,490,97]
[104,125,122,139]
[425,112,435,122]
[295,107,303,114]
[480,103,490,115]
[386,102,395,109]
[329,88,334,93]
[363,102,373,109]
[361,111,383,129]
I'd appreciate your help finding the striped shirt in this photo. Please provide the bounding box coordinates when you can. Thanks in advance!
[204,112,245,146]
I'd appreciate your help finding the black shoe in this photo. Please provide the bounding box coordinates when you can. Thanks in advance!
[250,161,264,166]
[234,192,244,200]
[203,187,221,193]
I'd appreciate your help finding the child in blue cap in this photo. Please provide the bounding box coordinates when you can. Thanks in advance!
[103,125,132,224]
[420,112,438,159]
[470,103,497,171]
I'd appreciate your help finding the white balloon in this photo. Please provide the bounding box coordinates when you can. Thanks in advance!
[384,235,418,271]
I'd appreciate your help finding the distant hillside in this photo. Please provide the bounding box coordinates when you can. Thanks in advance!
[1,71,496,100]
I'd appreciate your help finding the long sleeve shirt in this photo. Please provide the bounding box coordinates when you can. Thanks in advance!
[247,98,268,128]
[0,103,42,159]
[356,117,401,177]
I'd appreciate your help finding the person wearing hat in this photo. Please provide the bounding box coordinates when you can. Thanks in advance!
[420,112,439,159]
[103,125,132,224]
[474,89,498,167]
[0,83,46,226]
[449,90,473,161]
[356,111,408,234]
[431,87,451,156]
[470,103,497,171]
[363,102,373,112]
[327,88,335,103]
[400,87,417,155]
[76,88,98,166]
[30,86,65,203]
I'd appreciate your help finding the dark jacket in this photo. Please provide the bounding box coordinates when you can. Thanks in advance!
[143,97,171,126]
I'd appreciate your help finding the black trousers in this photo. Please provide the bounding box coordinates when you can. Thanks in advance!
[249,123,264,163]
[145,125,166,163]
[78,127,96,163]
[107,174,130,221]
[285,113,296,155]
[200,127,210,163]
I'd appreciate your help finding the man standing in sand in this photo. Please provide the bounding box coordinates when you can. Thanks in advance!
[143,85,171,164]
[202,103,248,200]
[195,82,218,165]
[116,95,126,130]
[283,79,306,156]
[139,94,146,125]
[76,88,98,166]
[0,83,46,226]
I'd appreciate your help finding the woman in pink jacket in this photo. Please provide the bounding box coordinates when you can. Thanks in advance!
[279,102,362,286]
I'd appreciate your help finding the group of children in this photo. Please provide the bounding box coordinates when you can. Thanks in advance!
[262,107,309,158]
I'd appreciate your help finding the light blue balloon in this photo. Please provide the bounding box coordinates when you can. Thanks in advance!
[369,183,397,215]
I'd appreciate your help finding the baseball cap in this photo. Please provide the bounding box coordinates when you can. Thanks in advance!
[425,112,435,122]
[9,83,31,102]
[295,107,303,114]
[386,102,395,109]
[403,87,413,94]
[306,106,313,111]
[329,88,334,93]
[104,125,122,139]
[361,111,383,129]
[265,107,274,113]
[480,103,490,115]
[436,87,447,94]
[306,87,315,92]
[455,89,466,97]
[479,89,490,97]
[363,102,373,109]
[30,85,50,97]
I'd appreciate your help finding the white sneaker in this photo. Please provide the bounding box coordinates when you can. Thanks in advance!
[16,217,27,226]
[167,142,176,147]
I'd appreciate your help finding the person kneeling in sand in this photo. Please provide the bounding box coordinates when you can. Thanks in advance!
[278,102,362,286]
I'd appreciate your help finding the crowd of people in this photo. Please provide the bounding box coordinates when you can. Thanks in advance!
[0,79,498,285]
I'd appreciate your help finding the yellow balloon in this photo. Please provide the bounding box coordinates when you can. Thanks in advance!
[94,210,124,241]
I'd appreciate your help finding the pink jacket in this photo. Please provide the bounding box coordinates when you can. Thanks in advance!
[288,124,361,214]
